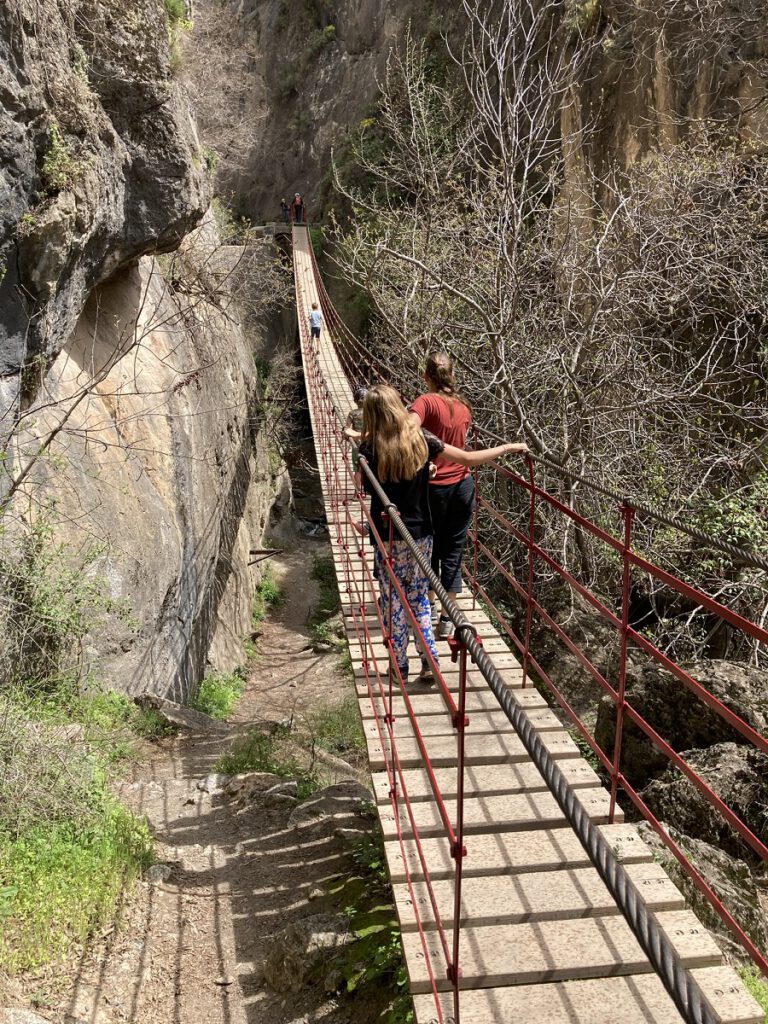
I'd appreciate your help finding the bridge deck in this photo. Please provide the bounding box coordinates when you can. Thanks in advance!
[291,226,763,1024]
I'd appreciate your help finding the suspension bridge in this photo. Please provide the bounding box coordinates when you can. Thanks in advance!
[290,225,767,1024]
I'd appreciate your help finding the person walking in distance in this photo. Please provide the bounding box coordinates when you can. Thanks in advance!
[292,193,305,223]
[308,302,323,346]
[410,351,483,639]
[359,384,527,683]
[280,197,290,223]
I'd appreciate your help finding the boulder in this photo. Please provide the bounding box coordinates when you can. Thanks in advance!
[640,743,768,863]
[135,695,231,735]
[197,773,232,794]
[637,823,768,961]
[263,913,352,993]
[226,771,282,798]
[595,660,768,785]
[288,782,374,846]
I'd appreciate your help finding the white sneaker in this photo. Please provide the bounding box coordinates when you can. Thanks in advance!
[436,617,453,640]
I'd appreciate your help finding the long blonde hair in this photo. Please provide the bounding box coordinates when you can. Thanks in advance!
[362,385,428,483]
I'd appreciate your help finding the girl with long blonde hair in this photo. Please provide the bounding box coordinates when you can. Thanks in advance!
[359,384,527,683]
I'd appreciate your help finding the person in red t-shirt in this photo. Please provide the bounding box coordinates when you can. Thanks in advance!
[410,352,484,638]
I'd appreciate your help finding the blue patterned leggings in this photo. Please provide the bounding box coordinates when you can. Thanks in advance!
[375,536,440,678]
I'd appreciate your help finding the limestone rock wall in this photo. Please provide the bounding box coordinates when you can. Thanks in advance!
[15,226,286,700]
[185,0,455,222]
[0,0,210,421]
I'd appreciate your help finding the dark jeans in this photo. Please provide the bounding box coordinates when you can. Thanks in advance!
[429,475,475,594]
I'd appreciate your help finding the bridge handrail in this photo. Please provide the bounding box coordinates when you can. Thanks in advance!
[295,225,768,1024]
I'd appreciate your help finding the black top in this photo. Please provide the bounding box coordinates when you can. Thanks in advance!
[359,430,445,541]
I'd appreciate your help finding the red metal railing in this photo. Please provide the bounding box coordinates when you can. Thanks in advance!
[295,246,471,1023]
[296,228,768,994]
[465,457,768,975]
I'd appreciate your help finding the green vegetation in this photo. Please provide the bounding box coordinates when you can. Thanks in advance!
[252,567,284,629]
[309,225,325,257]
[0,515,131,691]
[308,693,364,757]
[216,725,318,798]
[0,801,152,973]
[164,0,186,25]
[191,667,246,720]
[40,123,80,194]
[211,196,253,244]
[738,967,768,1023]
[308,554,343,651]
[327,833,413,1023]
[216,692,365,796]
[0,519,154,975]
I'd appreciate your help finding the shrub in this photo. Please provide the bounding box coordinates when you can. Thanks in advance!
[216,725,318,797]
[252,568,283,629]
[40,123,79,193]
[0,516,129,692]
[164,0,186,26]
[191,668,245,720]
[0,802,152,972]
[308,694,364,757]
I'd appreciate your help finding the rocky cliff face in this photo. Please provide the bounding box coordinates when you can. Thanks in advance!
[185,0,454,221]
[0,0,209,422]
[14,220,287,699]
[0,0,286,700]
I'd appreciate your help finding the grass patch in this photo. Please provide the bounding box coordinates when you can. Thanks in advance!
[308,694,364,757]
[191,668,245,721]
[326,832,413,1023]
[252,568,283,630]
[216,726,318,798]
[739,967,768,1022]
[308,554,344,651]
[0,803,152,973]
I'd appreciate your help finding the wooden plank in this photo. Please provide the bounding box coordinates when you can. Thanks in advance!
[371,759,601,803]
[378,787,619,840]
[393,862,684,932]
[383,824,655,883]
[400,910,722,993]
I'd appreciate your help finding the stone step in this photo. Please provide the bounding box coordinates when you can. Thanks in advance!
[384,824,654,882]
[372,759,600,803]
[393,861,684,932]
[411,965,764,1024]
[400,909,722,993]
[365,724,579,771]
[378,787,618,840]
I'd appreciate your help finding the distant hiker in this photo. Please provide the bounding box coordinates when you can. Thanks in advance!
[343,386,368,483]
[292,193,305,223]
[309,302,323,345]
[280,198,290,223]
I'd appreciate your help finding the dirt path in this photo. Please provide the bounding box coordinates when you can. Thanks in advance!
[56,538,365,1024]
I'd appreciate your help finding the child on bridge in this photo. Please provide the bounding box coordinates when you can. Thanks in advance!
[308,302,323,346]
[358,384,527,684]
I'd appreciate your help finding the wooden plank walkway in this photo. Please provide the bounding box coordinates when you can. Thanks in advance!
[291,226,763,1024]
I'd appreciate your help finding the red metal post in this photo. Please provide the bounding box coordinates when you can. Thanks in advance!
[610,503,635,822]
[521,456,536,689]
[449,634,469,1024]
[472,426,479,612]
